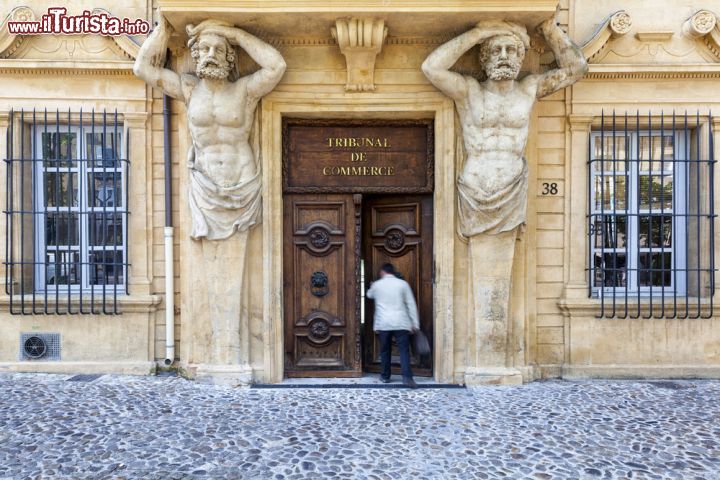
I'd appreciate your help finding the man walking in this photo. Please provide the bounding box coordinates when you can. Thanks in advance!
[367,263,420,388]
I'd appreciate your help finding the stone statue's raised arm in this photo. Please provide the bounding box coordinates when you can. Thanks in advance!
[421,26,483,101]
[187,23,286,100]
[133,13,184,101]
[533,13,588,99]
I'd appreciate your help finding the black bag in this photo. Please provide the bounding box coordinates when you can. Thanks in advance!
[411,330,431,356]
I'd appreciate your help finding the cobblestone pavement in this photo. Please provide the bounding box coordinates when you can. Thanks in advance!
[0,374,719,479]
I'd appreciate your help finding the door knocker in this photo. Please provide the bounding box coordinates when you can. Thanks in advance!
[311,271,329,297]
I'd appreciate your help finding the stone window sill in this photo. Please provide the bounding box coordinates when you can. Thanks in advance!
[0,294,162,314]
[558,297,716,318]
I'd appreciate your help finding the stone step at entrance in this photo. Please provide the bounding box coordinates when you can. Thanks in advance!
[252,375,462,389]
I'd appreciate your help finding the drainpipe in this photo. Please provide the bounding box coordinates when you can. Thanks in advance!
[163,90,175,366]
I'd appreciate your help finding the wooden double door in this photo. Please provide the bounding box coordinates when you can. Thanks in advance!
[283,194,433,377]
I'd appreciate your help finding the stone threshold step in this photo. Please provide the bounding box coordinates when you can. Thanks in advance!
[252,383,464,389]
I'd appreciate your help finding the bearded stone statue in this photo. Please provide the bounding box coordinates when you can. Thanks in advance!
[133,13,286,376]
[134,13,286,240]
[422,12,587,380]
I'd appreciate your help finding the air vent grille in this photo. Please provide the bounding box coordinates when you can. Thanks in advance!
[19,333,61,361]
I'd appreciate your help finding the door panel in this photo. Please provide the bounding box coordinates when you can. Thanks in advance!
[363,195,433,376]
[283,194,361,377]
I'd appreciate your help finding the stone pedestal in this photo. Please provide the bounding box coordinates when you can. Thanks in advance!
[465,229,522,386]
[464,367,523,386]
[194,363,253,386]
[184,230,253,386]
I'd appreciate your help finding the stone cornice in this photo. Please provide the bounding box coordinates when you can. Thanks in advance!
[257,35,456,46]
[158,0,555,38]
[159,0,557,13]
[586,63,720,79]
[0,59,135,76]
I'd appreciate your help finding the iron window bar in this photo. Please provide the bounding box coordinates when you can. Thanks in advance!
[588,110,716,319]
[3,108,130,314]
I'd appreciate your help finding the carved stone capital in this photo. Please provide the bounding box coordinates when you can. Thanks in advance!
[123,112,150,128]
[331,18,387,92]
[568,114,594,132]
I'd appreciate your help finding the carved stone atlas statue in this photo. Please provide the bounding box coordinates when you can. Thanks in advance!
[133,12,286,376]
[422,10,587,382]
[134,12,286,240]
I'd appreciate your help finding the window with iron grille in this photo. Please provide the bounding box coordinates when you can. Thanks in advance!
[4,109,129,314]
[589,111,715,319]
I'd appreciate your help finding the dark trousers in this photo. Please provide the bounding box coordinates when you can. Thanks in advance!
[379,330,413,379]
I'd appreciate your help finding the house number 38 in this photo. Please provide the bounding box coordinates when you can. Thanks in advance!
[541,182,558,195]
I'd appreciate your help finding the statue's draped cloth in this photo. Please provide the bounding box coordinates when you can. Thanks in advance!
[457,157,528,237]
[189,167,261,240]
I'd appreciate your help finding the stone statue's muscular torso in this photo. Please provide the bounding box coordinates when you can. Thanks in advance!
[186,77,257,188]
[457,76,536,196]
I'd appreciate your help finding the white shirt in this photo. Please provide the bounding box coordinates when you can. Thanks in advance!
[366,275,420,332]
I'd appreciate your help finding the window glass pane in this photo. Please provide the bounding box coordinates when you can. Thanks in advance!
[45,250,80,285]
[44,172,79,207]
[639,135,674,171]
[638,253,672,287]
[593,136,628,171]
[639,175,673,210]
[638,215,673,248]
[41,132,76,167]
[89,213,124,246]
[594,175,627,210]
[87,173,122,208]
[593,252,627,287]
[592,215,628,248]
[45,213,79,246]
[90,250,124,285]
[86,132,122,167]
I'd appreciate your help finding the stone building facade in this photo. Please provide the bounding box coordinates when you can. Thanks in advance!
[1,0,719,385]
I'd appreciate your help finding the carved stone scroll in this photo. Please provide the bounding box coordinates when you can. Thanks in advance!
[581,10,632,62]
[0,7,36,59]
[683,10,720,61]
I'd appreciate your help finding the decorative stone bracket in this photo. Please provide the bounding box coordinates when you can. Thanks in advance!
[331,18,387,92]
[581,10,632,62]
[683,10,720,60]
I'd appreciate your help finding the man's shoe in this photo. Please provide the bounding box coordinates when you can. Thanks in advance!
[380,376,392,383]
[403,377,418,389]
